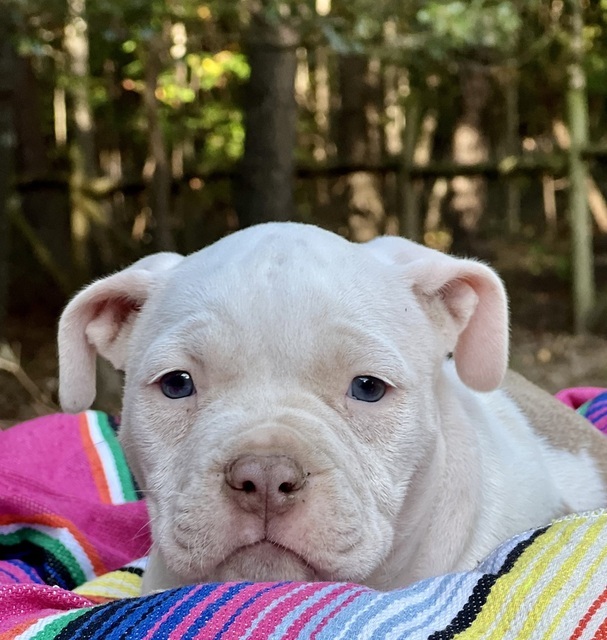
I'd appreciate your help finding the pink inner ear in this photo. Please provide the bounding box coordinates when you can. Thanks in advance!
[407,257,509,392]
[450,270,509,392]
[90,297,143,345]
[59,270,156,413]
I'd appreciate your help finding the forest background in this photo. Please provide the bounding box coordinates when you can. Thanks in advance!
[1,0,607,424]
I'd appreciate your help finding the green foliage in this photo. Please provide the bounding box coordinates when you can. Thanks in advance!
[417,1,523,56]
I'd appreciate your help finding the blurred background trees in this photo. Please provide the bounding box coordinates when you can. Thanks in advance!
[2,0,607,420]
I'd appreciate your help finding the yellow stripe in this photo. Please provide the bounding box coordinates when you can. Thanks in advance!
[455,518,584,639]
[541,518,607,640]
[74,569,142,600]
[516,518,605,638]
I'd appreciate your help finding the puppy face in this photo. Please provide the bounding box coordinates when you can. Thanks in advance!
[58,223,508,587]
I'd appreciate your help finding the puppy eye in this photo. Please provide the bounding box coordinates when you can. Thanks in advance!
[159,371,195,399]
[348,376,387,403]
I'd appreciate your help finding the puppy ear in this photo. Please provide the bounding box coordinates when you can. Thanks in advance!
[405,256,508,391]
[58,252,183,413]
[366,236,508,392]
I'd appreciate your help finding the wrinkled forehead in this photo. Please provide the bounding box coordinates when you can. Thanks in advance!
[151,226,398,327]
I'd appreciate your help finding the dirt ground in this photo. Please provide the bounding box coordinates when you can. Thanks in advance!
[2,319,606,429]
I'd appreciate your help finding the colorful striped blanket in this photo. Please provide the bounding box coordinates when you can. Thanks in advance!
[1,390,607,639]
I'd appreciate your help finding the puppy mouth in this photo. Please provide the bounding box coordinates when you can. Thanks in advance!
[243,539,313,567]
[210,538,323,582]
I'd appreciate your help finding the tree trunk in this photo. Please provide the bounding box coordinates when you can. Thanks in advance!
[143,30,176,252]
[567,0,595,334]
[337,54,385,241]
[236,15,298,227]
[0,9,15,340]
[64,0,97,282]
[448,63,491,255]
[502,63,521,234]
[399,92,422,241]
[13,57,71,274]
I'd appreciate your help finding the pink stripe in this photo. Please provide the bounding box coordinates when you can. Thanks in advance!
[207,582,315,638]
[0,584,93,633]
[168,583,252,640]
[310,587,367,639]
[245,583,330,638]
[555,387,605,410]
[283,584,356,638]
[0,563,36,586]
[186,583,281,637]
[142,584,206,640]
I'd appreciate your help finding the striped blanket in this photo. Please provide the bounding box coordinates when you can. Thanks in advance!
[1,390,607,639]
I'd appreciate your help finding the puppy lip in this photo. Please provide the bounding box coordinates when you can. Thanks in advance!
[240,538,325,578]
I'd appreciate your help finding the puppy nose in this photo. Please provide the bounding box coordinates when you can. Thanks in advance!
[224,454,307,516]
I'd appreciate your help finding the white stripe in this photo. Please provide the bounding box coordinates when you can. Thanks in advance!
[14,605,87,639]
[267,584,345,640]
[384,573,477,639]
[542,522,607,639]
[576,596,607,640]
[0,522,97,580]
[240,583,312,640]
[85,411,125,504]
[477,517,589,638]
[331,591,393,640]
[357,584,449,639]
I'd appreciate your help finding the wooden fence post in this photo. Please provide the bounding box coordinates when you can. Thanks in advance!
[568,0,595,334]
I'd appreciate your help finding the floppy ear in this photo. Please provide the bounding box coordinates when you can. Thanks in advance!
[58,252,183,413]
[366,236,508,392]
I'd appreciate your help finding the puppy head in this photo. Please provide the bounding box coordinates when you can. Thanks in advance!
[58,223,508,589]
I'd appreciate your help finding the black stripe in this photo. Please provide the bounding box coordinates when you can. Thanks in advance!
[55,589,173,640]
[428,526,549,640]
[0,541,76,589]
[116,565,144,577]
[107,415,121,433]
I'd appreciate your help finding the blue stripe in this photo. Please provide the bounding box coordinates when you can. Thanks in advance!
[0,564,21,583]
[180,583,251,640]
[73,587,172,639]
[212,582,287,640]
[268,583,348,640]
[378,572,473,637]
[317,590,380,639]
[586,397,607,422]
[10,558,45,583]
[106,584,214,639]
[321,579,438,640]
[320,578,433,639]
[296,585,366,639]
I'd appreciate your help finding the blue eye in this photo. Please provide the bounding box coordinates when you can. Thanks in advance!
[348,376,387,403]
[159,371,195,399]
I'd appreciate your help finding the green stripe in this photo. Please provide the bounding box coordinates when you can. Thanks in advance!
[94,411,138,503]
[0,528,86,585]
[30,608,91,640]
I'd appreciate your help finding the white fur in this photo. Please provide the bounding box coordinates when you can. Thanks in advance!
[57,223,607,593]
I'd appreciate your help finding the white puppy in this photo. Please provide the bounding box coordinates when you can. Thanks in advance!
[58,223,607,593]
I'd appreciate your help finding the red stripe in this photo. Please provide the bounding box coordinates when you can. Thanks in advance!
[0,513,107,577]
[310,586,367,639]
[570,585,607,640]
[284,583,358,638]
[592,614,607,640]
[78,413,112,504]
